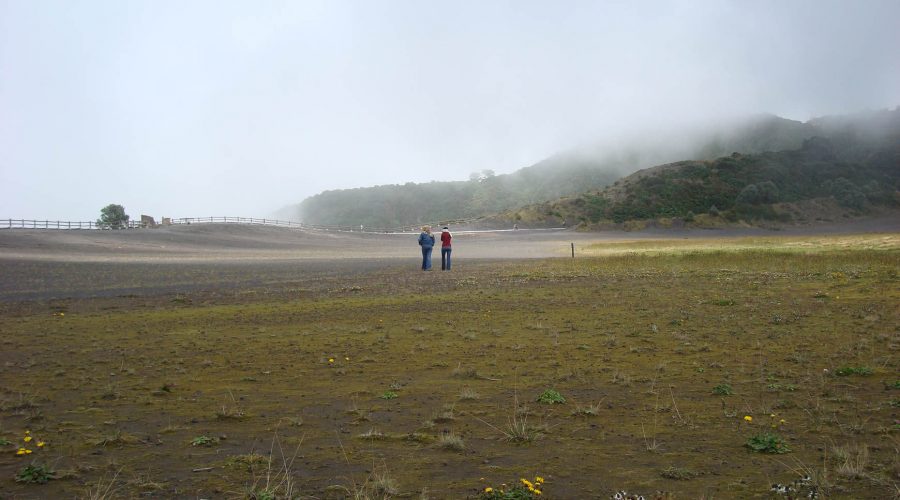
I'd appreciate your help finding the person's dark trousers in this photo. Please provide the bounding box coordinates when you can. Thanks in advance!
[441,247,451,270]
[422,247,433,270]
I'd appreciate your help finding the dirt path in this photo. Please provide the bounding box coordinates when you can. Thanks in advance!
[3,216,898,263]
[1,221,897,302]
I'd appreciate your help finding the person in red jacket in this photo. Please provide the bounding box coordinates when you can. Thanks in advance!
[440,226,452,270]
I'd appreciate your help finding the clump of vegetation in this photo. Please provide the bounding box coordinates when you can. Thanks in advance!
[358,429,385,440]
[833,443,870,478]
[459,386,480,400]
[328,463,400,499]
[236,433,303,500]
[712,384,733,396]
[215,393,248,420]
[451,363,499,380]
[16,463,55,484]
[746,433,790,454]
[660,466,696,480]
[245,487,276,500]
[535,389,566,404]
[190,435,217,447]
[225,453,269,471]
[430,405,456,424]
[379,390,398,400]
[436,432,465,451]
[571,401,604,417]
[403,432,434,444]
[835,366,873,376]
[95,430,141,447]
[477,394,543,443]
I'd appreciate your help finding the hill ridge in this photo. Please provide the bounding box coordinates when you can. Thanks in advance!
[286,108,898,228]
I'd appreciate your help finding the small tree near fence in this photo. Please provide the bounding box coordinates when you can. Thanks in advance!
[97,204,130,229]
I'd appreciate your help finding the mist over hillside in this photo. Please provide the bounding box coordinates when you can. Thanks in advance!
[503,108,900,228]
[284,109,895,228]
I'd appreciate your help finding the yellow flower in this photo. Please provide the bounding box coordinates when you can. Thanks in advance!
[16,449,26,455]
[520,478,533,488]
[345,357,350,361]
[534,489,542,495]
[780,419,786,424]
[484,487,493,493]
[743,415,753,422]
[535,476,544,483]
[770,413,776,418]
[37,441,45,447]
[25,449,32,454]
[23,436,32,442]
[328,358,334,363]
[25,430,30,435]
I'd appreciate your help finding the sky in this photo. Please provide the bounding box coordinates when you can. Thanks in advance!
[1,0,898,221]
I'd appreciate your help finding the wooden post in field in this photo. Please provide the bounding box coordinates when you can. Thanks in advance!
[571,242,574,258]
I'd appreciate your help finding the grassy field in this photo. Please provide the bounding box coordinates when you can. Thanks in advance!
[0,234,898,499]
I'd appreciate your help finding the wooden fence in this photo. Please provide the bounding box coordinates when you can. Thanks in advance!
[171,216,399,233]
[172,216,304,228]
[1,217,400,233]
[2,216,518,233]
[1,219,144,230]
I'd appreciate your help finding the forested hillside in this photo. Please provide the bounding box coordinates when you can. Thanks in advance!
[289,114,820,227]
[506,109,900,227]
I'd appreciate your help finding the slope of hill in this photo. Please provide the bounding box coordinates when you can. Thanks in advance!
[288,113,821,227]
[503,109,900,228]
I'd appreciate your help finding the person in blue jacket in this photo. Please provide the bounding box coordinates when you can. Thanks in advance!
[417,225,435,270]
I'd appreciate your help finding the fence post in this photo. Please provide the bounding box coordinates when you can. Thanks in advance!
[571,242,575,258]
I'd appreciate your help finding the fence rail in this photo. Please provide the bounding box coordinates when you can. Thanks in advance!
[171,216,401,233]
[172,216,304,228]
[1,219,146,230]
[2,216,523,233]
[2,217,406,233]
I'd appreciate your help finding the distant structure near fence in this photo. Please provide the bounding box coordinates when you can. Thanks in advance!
[141,215,158,228]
